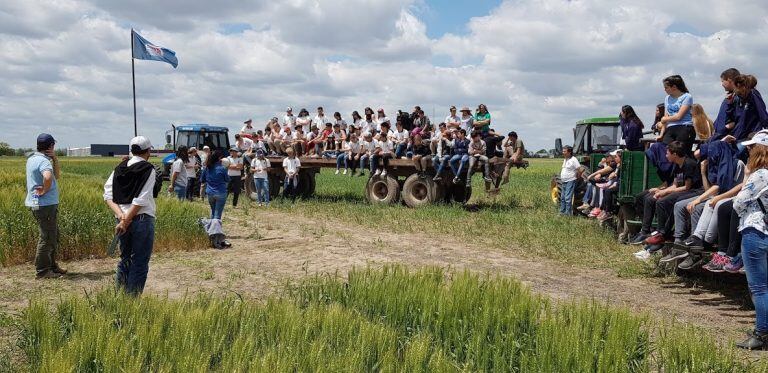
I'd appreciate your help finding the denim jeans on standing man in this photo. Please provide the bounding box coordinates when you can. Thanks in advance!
[559,180,576,215]
[253,178,270,204]
[742,227,768,333]
[173,185,186,200]
[208,193,227,219]
[115,214,155,295]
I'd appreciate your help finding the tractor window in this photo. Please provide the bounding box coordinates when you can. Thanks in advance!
[201,132,229,150]
[176,132,191,149]
[573,125,588,154]
[591,125,619,152]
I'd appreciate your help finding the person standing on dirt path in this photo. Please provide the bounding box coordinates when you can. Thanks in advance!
[26,133,66,279]
[225,147,244,207]
[103,136,159,295]
[559,145,582,216]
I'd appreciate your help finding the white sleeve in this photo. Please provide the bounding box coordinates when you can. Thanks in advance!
[132,169,156,207]
[103,171,115,201]
[295,158,301,167]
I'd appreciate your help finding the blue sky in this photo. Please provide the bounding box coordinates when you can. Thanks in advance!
[419,0,502,38]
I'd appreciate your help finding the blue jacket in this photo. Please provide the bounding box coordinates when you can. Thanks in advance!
[645,142,675,185]
[452,138,470,156]
[698,141,738,193]
[201,164,231,195]
[711,95,739,141]
[732,89,768,141]
[620,118,643,151]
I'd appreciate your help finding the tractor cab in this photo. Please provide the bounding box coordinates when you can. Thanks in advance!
[161,124,230,179]
[555,117,621,164]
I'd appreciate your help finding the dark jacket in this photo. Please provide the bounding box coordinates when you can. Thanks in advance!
[698,141,739,193]
[645,142,675,185]
[452,138,470,156]
[732,89,768,141]
[711,94,740,141]
[620,118,643,151]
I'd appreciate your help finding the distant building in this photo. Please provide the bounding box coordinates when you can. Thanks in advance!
[91,144,128,157]
[66,147,91,157]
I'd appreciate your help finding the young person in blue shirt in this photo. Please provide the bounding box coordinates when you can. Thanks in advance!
[710,68,741,141]
[730,75,768,143]
[448,129,470,184]
[657,75,695,153]
[200,149,231,220]
[25,133,65,279]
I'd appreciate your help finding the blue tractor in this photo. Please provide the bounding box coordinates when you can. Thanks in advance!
[161,124,231,179]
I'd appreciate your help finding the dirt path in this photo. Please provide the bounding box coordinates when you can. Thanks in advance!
[0,206,756,345]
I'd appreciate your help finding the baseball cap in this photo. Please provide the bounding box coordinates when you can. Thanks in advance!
[609,149,622,156]
[244,119,252,124]
[286,106,292,111]
[36,133,56,148]
[129,136,152,154]
[742,132,768,147]
[229,146,239,152]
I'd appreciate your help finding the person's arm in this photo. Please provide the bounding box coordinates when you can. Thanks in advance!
[687,185,719,213]
[46,151,61,180]
[168,170,179,192]
[734,172,768,214]
[700,160,710,191]
[103,172,124,220]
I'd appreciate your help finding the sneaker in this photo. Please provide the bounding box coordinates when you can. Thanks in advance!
[35,270,62,280]
[683,235,704,249]
[484,176,493,183]
[646,244,664,254]
[629,232,650,245]
[634,250,652,262]
[335,169,340,175]
[701,253,723,272]
[659,248,688,263]
[707,255,730,273]
[343,169,348,175]
[588,208,601,218]
[645,233,666,246]
[433,175,442,182]
[380,169,387,177]
[577,203,591,211]
[677,255,698,270]
[724,256,744,273]
[633,249,648,257]
[52,265,68,275]
[737,331,768,350]
[452,177,460,184]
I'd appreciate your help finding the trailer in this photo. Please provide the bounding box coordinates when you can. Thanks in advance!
[247,155,529,207]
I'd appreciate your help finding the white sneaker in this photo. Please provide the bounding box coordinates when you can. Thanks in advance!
[380,169,387,177]
[634,250,651,261]
[335,169,340,175]
[342,169,348,175]
[374,170,381,176]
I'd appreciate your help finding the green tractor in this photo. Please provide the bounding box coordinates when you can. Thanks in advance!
[551,117,664,241]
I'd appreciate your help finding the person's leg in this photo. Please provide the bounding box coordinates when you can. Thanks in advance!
[641,192,656,234]
[336,153,345,170]
[449,155,460,175]
[672,196,698,242]
[231,177,242,207]
[689,199,706,235]
[704,198,730,244]
[741,229,768,334]
[208,194,217,219]
[382,154,391,169]
[656,192,686,238]
[560,180,576,215]
[32,205,58,276]
[124,217,155,296]
[370,154,379,173]
[716,200,733,252]
[173,185,186,200]
[396,144,405,158]
[420,156,429,171]
[727,205,742,258]
[115,221,133,289]
[480,155,490,178]
[215,194,227,219]
[412,155,422,171]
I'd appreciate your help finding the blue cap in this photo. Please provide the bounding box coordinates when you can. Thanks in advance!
[37,133,55,148]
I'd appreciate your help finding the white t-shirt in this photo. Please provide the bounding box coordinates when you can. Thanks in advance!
[560,157,582,183]
[393,129,409,143]
[226,156,243,177]
[346,141,362,154]
[236,137,254,152]
[377,139,394,154]
[330,130,345,140]
[171,158,188,187]
[445,115,461,128]
[240,125,256,135]
[251,158,271,179]
[361,140,376,155]
[296,116,312,132]
[362,120,375,134]
[185,158,198,178]
[283,157,301,176]
[335,119,347,130]
[314,115,329,127]
[375,117,390,132]
[282,114,296,127]
[460,116,474,132]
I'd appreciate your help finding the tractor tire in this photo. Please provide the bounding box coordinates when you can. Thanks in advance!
[366,175,400,205]
[297,171,316,199]
[402,174,441,208]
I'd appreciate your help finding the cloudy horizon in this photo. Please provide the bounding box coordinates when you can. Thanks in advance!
[2,0,767,152]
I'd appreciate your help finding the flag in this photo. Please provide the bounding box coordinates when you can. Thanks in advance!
[132,30,178,68]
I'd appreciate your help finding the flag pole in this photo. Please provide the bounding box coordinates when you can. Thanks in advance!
[131,29,137,136]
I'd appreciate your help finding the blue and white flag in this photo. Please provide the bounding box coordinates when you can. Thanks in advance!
[132,30,178,68]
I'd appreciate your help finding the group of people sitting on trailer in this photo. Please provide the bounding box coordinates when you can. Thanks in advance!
[559,69,768,350]
[234,104,526,190]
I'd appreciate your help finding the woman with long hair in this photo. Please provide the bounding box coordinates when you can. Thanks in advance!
[474,104,491,135]
[731,74,767,142]
[658,75,695,152]
[652,103,665,134]
[620,105,644,151]
[167,145,189,200]
[691,104,714,141]
[296,108,312,133]
[200,149,230,220]
[734,134,768,349]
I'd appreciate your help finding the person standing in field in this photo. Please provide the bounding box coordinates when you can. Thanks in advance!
[559,145,583,215]
[225,148,243,207]
[186,147,201,200]
[250,150,271,207]
[283,148,301,200]
[103,136,160,295]
[25,133,65,279]
[167,145,188,200]
[200,149,230,220]
[199,146,210,199]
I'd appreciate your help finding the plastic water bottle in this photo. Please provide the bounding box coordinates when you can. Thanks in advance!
[31,185,41,211]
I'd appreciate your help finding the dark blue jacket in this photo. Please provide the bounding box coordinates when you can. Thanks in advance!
[698,141,738,193]
[620,118,643,151]
[711,95,739,141]
[732,89,768,141]
[452,138,470,156]
[645,142,675,185]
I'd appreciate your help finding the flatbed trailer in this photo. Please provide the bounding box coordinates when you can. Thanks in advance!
[246,155,529,207]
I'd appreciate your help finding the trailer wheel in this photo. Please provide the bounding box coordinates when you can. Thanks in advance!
[366,175,400,205]
[402,174,441,208]
[268,173,282,198]
[444,183,471,204]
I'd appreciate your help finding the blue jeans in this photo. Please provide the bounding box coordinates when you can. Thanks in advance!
[742,228,768,333]
[371,154,392,173]
[336,153,347,170]
[432,155,449,174]
[173,185,186,200]
[395,143,407,158]
[253,178,269,204]
[284,175,299,199]
[116,215,155,295]
[359,154,369,171]
[208,193,227,219]
[559,180,576,215]
[583,184,593,204]
[449,154,469,176]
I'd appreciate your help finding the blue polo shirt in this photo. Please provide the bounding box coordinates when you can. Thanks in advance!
[25,152,59,207]
[665,93,693,127]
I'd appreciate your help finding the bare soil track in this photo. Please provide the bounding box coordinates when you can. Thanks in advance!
[0,206,756,348]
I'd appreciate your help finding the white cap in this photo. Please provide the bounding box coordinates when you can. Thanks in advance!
[609,149,622,156]
[742,132,768,147]
[129,136,153,154]
[203,145,210,150]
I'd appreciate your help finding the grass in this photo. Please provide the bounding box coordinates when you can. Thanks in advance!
[11,265,767,372]
[0,157,209,266]
[264,159,648,277]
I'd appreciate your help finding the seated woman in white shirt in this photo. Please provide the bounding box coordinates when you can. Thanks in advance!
[333,112,348,132]
[296,108,313,133]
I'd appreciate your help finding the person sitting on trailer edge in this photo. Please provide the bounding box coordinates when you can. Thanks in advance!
[432,129,453,182]
[410,134,431,178]
[448,129,470,185]
[357,132,376,177]
[372,131,394,177]
[467,130,492,187]
[501,131,525,185]
[282,148,301,201]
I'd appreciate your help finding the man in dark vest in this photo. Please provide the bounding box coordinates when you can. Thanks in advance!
[103,136,161,295]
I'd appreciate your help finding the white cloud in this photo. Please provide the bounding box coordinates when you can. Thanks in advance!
[1,0,768,154]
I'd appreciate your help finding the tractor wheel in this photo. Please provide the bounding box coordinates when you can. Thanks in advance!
[366,175,400,205]
[297,171,316,199]
[402,174,441,208]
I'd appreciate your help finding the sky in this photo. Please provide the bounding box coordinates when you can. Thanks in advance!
[2,0,768,152]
